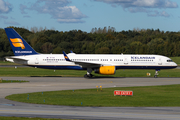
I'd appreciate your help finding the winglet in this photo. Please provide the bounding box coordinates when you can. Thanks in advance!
[63,51,70,61]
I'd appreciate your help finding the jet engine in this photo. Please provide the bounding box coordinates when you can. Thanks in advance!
[94,66,116,75]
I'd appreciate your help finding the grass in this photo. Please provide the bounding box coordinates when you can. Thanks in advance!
[170,57,180,66]
[0,67,86,77]
[0,67,179,77]
[0,117,69,120]
[0,61,20,65]
[5,84,180,107]
[0,80,28,83]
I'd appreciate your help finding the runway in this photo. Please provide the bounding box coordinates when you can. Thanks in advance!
[0,77,180,120]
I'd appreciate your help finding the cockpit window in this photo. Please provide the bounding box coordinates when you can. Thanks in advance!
[167,59,173,62]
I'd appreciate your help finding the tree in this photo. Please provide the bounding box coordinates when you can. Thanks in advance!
[52,47,63,54]
[130,41,142,54]
[147,38,164,54]
[106,34,115,40]
[116,33,127,40]
[41,42,54,53]
[1,26,180,58]
[37,34,49,44]
[95,47,110,54]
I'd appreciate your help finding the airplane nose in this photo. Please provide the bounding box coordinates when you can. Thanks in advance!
[173,62,178,68]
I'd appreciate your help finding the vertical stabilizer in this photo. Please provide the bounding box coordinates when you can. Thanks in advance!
[4,28,38,56]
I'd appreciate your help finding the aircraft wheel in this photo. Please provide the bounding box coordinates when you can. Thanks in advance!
[84,74,88,78]
[154,75,158,78]
[89,74,93,78]
[84,74,93,78]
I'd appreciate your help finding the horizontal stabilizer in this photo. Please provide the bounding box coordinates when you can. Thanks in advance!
[5,56,28,64]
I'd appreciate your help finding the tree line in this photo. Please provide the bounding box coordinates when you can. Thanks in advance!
[0,26,180,58]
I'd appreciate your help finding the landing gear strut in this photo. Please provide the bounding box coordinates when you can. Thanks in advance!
[154,69,160,78]
[84,68,93,78]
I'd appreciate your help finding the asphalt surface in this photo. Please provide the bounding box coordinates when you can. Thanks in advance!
[0,77,180,120]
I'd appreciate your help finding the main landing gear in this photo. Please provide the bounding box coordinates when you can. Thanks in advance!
[84,74,93,78]
[154,69,160,78]
[84,68,93,78]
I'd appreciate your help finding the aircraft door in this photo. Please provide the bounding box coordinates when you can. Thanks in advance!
[124,57,128,64]
[158,57,162,65]
[35,57,39,64]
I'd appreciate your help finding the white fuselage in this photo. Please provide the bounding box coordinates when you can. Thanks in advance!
[6,53,177,70]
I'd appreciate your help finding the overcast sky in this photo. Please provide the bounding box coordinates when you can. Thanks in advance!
[0,0,180,32]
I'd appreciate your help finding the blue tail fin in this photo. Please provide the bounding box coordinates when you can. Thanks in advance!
[4,28,38,56]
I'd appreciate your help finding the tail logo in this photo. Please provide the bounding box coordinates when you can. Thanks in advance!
[10,38,25,49]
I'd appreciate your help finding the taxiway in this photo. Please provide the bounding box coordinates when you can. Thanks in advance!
[0,77,180,120]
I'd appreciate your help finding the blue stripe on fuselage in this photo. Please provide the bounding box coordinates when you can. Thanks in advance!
[27,65,176,70]
[28,65,85,70]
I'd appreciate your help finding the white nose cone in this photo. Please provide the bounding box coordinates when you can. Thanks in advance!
[173,62,177,68]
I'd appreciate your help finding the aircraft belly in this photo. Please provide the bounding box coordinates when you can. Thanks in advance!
[28,65,84,70]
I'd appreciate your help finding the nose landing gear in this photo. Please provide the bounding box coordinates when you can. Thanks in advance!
[154,69,160,78]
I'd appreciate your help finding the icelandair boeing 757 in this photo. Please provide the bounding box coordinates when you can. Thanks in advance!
[4,28,177,78]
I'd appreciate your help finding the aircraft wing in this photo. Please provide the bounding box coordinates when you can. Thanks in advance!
[63,51,101,68]
[73,61,101,68]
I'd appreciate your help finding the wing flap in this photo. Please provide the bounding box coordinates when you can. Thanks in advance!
[74,61,101,68]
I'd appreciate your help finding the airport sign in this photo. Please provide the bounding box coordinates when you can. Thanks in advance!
[114,90,133,96]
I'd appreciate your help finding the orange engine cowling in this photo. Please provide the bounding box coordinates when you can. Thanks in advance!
[94,66,116,75]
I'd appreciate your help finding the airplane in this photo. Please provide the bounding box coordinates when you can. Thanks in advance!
[4,28,177,78]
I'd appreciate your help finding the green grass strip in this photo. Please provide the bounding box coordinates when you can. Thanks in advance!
[0,67,179,77]
[0,80,28,83]
[0,61,20,65]
[0,117,69,120]
[6,84,180,107]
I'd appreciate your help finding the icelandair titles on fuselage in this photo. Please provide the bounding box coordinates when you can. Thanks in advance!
[131,56,155,59]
